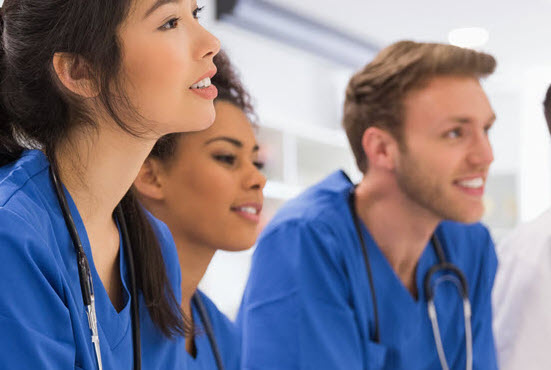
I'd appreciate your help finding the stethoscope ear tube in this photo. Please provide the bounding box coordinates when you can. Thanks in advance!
[115,205,141,370]
[50,166,93,305]
[50,166,103,370]
[348,188,381,343]
[50,166,141,370]
[424,260,472,370]
[347,179,472,369]
[192,293,224,370]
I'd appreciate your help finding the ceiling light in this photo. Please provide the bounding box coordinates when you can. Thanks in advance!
[448,27,489,48]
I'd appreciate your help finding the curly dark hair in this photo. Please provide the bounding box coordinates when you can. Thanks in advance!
[149,49,255,161]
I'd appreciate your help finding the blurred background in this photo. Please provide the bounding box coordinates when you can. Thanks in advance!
[196,0,551,319]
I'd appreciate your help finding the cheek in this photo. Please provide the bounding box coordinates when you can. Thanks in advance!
[169,165,233,214]
[126,43,188,91]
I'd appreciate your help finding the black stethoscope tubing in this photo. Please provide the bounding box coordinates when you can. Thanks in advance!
[50,166,141,370]
[192,292,225,370]
[348,187,471,356]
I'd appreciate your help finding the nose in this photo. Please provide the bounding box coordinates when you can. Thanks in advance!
[468,130,494,167]
[193,23,221,61]
[243,162,267,192]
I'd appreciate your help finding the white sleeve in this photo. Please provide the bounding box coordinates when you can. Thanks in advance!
[493,232,551,370]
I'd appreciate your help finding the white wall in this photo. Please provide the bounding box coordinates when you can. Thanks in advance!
[199,1,551,318]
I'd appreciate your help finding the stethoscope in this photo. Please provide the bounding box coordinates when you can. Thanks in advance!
[50,166,141,370]
[192,292,225,370]
[348,188,473,370]
[50,165,224,370]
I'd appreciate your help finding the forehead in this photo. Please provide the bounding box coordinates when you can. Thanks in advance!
[209,101,255,135]
[180,101,255,147]
[126,0,191,22]
[402,76,493,127]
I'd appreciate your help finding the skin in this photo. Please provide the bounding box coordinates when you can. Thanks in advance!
[354,76,495,297]
[52,0,220,310]
[135,101,266,353]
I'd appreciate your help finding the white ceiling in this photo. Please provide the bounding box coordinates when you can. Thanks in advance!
[267,0,551,75]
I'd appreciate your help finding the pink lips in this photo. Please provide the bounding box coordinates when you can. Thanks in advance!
[192,69,217,85]
[231,203,262,223]
[190,68,218,100]
[454,175,485,197]
[190,85,218,100]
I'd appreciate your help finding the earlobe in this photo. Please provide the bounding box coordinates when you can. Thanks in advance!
[52,52,98,98]
[133,159,166,202]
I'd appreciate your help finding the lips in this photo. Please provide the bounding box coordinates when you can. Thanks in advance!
[189,68,218,100]
[454,175,486,196]
[230,202,262,222]
[190,68,217,88]
[456,177,484,188]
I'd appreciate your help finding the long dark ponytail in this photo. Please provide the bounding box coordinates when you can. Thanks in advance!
[0,0,188,337]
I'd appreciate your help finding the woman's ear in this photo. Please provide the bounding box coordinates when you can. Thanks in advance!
[52,52,99,98]
[361,126,399,171]
[134,159,166,202]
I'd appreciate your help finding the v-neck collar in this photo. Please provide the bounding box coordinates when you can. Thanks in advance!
[64,186,132,349]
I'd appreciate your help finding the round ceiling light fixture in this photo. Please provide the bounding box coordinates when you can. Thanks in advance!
[448,27,489,48]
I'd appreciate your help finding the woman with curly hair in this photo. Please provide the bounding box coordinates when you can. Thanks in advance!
[134,50,266,369]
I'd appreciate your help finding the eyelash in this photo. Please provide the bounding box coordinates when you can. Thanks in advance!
[253,161,265,170]
[159,6,204,30]
[193,6,204,19]
[160,17,181,30]
[213,155,265,170]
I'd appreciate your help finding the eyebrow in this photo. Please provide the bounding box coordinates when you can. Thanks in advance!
[144,0,179,19]
[449,113,497,125]
[205,136,260,151]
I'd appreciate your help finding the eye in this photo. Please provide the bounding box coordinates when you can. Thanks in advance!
[253,161,265,170]
[193,6,204,20]
[444,127,463,139]
[213,154,236,165]
[160,17,181,31]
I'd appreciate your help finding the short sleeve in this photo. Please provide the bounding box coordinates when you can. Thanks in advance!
[0,208,75,368]
[238,221,362,370]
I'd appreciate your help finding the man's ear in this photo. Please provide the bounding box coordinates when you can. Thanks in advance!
[52,52,98,98]
[361,127,400,171]
[134,159,166,202]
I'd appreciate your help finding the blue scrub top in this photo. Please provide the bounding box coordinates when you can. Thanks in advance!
[185,290,241,370]
[0,150,186,369]
[238,170,498,370]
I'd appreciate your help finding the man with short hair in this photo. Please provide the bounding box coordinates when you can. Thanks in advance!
[492,84,551,370]
[238,41,498,369]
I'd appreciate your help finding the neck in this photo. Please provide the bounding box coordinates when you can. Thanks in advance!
[173,233,216,320]
[54,120,157,310]
[354,174,440,295]
[55,124,156,231]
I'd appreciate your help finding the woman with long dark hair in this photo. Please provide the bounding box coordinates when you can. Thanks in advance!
[134,50,265,369]
[0,0,219,368]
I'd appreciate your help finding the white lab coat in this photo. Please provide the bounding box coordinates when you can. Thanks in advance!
[493,208,551,370]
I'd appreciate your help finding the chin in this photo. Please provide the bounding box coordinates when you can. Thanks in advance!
[190,106,216,132]
[220,236,257,252]
[168,106,215,134]
[450,206,484,224]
